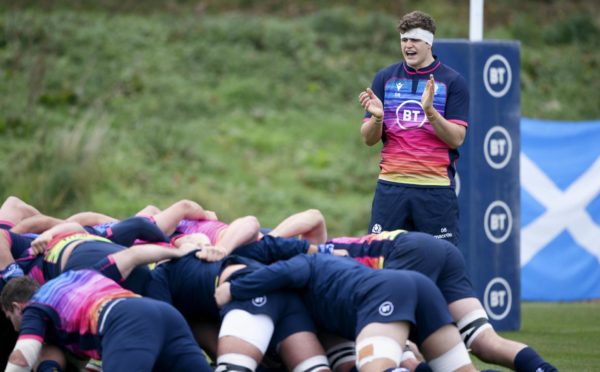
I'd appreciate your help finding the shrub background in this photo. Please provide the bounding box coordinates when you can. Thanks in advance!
[1,0,599,236]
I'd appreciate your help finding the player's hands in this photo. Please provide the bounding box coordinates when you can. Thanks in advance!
[421,74,435,113]
[215,281,232,307]
[31,231,53,256]
[196,245,227,262]
[358,88,384,120]
[203,210,218,221]
[177,242,200,256]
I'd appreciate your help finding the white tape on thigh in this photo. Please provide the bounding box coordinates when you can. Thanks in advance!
[5,362,30,372]
[12,338,42,369]
[215,353,257,372]
[456,309,493,348]
[326,341,356,371]
[292,355,330,372]
[428,342,472,372]
[355,336,402,370]
[219,309,274,354]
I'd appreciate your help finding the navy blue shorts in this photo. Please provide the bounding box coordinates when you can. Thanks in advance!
[5,231,35,259]
[99,297,211,372]
[369,181,460,245]
[66,241,151,294]
[383,232,475,304]
[221,290,316,348]
[356,270,453,345]
[86,216,169,247]
[144,254,223,321]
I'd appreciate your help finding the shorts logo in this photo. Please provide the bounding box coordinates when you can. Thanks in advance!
[378,301,394,316]
[483,277,512,320]
[433,227,453,240]
[371,224,382,234]
[483,126,512,169]
[483,54,512,98]
[252,296,267,307]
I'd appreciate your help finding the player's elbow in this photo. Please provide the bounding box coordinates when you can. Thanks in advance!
[241,215,260,231]
[363,136,380,146]
[237,215,261,238]
[360,124,381,146]
[446,129,466,149]
[448,137,464,149]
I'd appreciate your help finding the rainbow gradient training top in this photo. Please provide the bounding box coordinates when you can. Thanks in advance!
[365,57,469,187]
[18,270,137,360]
[176,219,229,245]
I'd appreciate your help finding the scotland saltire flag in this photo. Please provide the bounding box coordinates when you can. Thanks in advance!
[521,118,600,301]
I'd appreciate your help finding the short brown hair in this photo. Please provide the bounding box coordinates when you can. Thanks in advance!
[397,11,436,35]
[0,276,39,312]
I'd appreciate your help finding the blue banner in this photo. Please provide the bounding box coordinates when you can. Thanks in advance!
[437,40,521,330]
[521,118,600,301]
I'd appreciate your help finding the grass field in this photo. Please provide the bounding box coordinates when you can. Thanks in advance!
[1,5,599,370]
[1,4,600,235]
[473,301,600,371]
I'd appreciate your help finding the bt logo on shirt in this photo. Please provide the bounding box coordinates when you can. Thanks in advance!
[395,100,426,130]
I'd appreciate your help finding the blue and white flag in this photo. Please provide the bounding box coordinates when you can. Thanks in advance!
[521,118,600,301]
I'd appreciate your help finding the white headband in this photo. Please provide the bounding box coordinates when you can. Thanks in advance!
[400,28,434,46]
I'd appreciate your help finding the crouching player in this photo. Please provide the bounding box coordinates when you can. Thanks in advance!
[268,209,557,372]
[1,270,212,372]
[324,230,557,372]
[51,232,331,372]
[215,256,330,372]
[216,254,479,372]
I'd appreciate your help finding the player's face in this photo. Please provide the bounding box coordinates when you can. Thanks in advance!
[3,306,23,331]
[401,38,432,70]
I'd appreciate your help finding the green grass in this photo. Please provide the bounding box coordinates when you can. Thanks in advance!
[0,4,598,370]
[473,301,600,371]
[0,3,599,233]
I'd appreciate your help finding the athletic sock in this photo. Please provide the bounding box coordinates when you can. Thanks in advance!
[414,362,434,372]
[37,360,63,372]
[514,346,558,372]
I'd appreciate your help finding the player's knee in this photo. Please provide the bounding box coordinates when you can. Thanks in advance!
[326,341,356,372]
[215,353,256,372]
[292,355,330,372]
[456,309,493,349]
[355,336,402,370]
